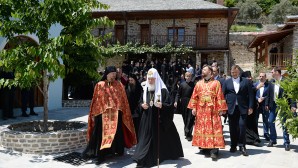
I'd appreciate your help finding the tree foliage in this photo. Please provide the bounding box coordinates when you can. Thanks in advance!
[269,0,298,23]
[101,42,193,57]
[236,0,262,23]
[256,0,280,15]
[0,0,114,131]
[224,0,238,7]
[276,53,298,139]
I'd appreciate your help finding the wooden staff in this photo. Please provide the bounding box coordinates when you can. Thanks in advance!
[157,94,161,168]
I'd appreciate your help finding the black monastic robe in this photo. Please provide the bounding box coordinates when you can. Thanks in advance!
[133,88,184,167]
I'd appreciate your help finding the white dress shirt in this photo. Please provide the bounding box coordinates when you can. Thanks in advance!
[232,77,240,105]
[259,83,264,98]
[274,81,280,101]
[232,77,240,93]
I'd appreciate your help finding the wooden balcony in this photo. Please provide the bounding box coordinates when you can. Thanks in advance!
[103,34,228,50]
[269,53,292,68]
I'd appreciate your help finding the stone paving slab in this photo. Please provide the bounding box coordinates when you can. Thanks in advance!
[0,107,297,168]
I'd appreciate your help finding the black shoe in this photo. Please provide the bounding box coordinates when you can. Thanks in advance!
[285,144,290,151]
[210,149,218,161]
[267,141,276,147]
[230,147,237,153]
[29,112,38,116]
[95,158,105,165]
[186,136,193,141]
[2,117,8,120]
[239,147,248,156]
[22,113,29,117]
[210,153,218,161]
[264,134,270,141]
[136,163,143,168]
[8,116,16,119]
[253,141,261,147]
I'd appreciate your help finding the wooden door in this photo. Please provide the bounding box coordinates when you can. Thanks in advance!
[140,24,150,45]
[196,24,208,48]
[115,25,125,44]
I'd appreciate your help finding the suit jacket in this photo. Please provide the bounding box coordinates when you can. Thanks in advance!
[265,78,296,110]
[214,75,225,88]
[254,81,269,107]
[223,77,254,115]
[265,79,284,111]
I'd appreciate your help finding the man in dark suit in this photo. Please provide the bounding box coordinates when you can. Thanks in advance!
[265,67,297,151]
[254,72,270,141]
[222,65,254,156]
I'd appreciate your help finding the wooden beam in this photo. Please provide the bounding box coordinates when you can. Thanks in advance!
[264,39,268,66]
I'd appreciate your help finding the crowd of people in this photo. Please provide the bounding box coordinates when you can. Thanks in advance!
[82,58,297,167]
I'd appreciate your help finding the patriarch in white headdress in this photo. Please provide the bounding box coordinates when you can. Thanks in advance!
[143,68,167,105]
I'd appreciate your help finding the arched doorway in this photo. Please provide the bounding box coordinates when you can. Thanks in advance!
[1,35,44,108]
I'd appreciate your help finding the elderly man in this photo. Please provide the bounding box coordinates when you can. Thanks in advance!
[82,66,137,165]
[133,68,183,167]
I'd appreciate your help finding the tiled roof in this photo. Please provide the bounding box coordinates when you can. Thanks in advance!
[94,0,227,12]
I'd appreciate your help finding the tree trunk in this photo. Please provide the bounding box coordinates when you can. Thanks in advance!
[43,70,49,132]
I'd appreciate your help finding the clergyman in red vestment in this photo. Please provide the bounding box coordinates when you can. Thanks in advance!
[188,65,227,161]
[82,66,137,165]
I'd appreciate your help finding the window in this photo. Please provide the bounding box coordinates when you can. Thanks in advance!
[168,27,185,42]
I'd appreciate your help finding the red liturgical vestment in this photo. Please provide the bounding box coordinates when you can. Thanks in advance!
[188,79,227,148]
[87,80,137,150]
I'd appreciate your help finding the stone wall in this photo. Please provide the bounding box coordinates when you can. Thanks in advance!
[0,122,87,155]
[110,18,228,37]
[229,33,257,73]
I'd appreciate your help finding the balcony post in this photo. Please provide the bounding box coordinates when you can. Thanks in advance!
[265,39,268,66]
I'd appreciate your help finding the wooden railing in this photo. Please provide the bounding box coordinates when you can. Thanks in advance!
[103,34,228,49]
[269,53,292,68]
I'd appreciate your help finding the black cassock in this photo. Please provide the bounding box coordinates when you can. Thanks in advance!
[133,88,184,167]
[175,81,195,138]
[246,83,261,145]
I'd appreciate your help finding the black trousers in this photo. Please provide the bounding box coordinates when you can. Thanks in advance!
[1,87,15,118]
[21,88,35,113]
[228,106,247,147]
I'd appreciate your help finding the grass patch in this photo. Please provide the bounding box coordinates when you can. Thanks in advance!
[230,24,262,32]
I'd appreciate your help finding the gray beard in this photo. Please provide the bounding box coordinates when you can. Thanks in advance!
[148,84,155,91]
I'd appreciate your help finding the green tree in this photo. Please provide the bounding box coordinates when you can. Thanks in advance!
[0,0,114,131]
[276,53,298,139]
[236,0,262,23]
[224,0,238,7]
[290,0,298,5]
[269,0,298,23]
[256,0,280,15]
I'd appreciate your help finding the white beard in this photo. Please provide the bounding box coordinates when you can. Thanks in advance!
[148,84,155,91]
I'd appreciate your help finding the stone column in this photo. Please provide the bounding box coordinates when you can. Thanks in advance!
[196,51,201,67]
[224,52,228,75]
